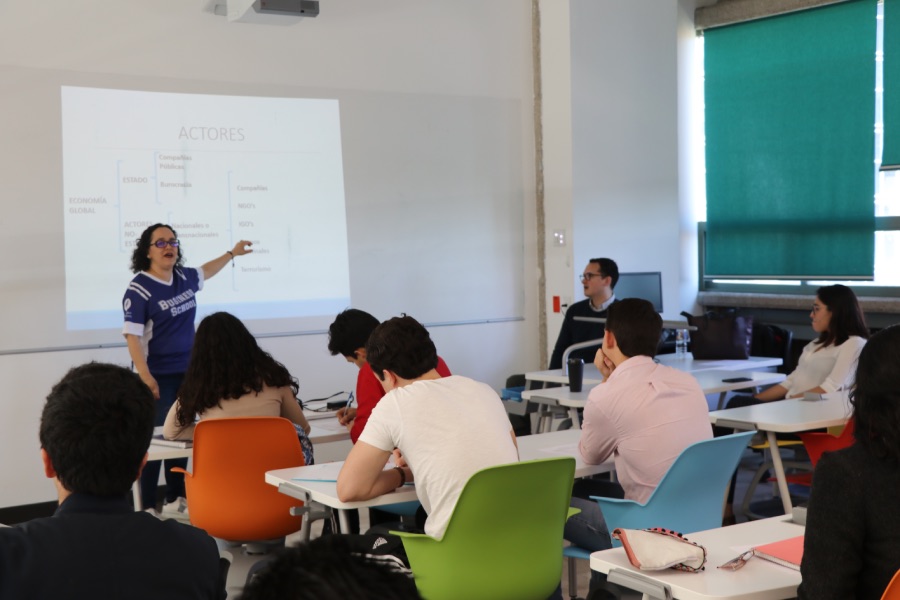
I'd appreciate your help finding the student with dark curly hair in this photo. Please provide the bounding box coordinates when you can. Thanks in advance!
[123,223,253,515]
[240,535,421,600]
[163,312,310,461]
[799,324,900,600]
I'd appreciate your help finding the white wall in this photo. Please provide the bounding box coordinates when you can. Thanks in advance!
[0,0,539,508]
[540,0,701,366]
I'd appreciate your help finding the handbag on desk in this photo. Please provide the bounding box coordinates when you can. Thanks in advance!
[680,311,753,360]
[613,527,707,572]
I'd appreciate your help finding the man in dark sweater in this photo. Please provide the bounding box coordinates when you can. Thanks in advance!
[0,362,226,600]
[549,257,619,370]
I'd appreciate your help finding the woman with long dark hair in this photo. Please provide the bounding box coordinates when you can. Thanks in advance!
[736,284,868,404]
[163,312,310,452]
[799,324,900,599]
[721,284,869,523]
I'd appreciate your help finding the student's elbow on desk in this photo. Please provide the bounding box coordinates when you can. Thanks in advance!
[336,475,373,503]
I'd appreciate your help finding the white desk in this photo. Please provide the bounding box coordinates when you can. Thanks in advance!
[516,429,614,478]
[267,429,615,532]
[267,463,419,532]
[524,355,783,388]
[590,516,804,600]
[655,354,782,374]
[709,392,851,514]
[133,419,351,511]
[522,371,787,433]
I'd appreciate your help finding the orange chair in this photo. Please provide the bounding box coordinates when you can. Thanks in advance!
[883,568,900,600]
[172,416,306,542]
[783,418,856,487]
[801,418,855,466]
[741,419,855,519]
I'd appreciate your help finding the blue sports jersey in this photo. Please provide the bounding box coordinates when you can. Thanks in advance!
[122,268,204,375]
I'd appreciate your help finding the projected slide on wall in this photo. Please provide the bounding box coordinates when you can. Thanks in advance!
[61,86,350,331]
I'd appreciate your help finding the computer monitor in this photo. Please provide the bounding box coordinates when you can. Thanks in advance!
[614,272,663,312]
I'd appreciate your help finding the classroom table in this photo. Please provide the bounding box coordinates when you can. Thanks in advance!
[524,355,784,388]
[522,370,787,433]
[266,429,615,532]
[590,515,804,600]
[133,419,351,511]
[709,391,851,515]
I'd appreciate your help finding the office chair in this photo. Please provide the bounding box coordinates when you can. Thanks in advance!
[741,418,856,517]
[563,432,756,599]
[171,417,307,544]
[883,568,900,600]
[392,457,578,600]
[751,323,794,374]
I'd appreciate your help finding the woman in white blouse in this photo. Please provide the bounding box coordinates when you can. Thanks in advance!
[738,284,869,404]
[720,285,868,524]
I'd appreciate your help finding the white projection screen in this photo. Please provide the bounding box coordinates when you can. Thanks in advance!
[61,87,351,331]
[0,67,526,354]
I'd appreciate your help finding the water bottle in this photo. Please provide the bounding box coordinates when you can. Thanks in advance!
[675,329,688,358]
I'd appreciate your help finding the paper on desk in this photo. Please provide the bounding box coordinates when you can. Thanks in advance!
[292,459,398,483]
[292,462,344,482]
[315,419,349,432]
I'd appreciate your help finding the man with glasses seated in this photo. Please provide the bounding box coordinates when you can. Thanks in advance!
[549,257,619,370]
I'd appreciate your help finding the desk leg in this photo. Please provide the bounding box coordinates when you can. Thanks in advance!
[537,409,553,433]
[568,407,581,430]
[132,480,143,512]
[716,392,727,411]
[766,431,793,514]
[338,509,351,533]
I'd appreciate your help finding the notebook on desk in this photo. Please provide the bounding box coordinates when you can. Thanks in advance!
[304,410,339,421]
[754,535,804,570]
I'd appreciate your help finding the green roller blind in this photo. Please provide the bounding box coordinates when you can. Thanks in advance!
[885,0,900,168]
[704,0,876,278]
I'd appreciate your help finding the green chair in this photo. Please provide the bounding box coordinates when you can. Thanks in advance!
[392,457,578,600]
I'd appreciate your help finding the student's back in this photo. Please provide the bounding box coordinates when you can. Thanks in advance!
[0,498,223,600]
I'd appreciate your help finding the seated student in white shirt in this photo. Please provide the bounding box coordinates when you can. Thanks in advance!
[336,315,519,541]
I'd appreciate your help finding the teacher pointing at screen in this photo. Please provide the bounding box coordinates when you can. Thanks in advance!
[122,222,252,516]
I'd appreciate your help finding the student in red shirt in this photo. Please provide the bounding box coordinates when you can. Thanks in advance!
[328,309,451,443]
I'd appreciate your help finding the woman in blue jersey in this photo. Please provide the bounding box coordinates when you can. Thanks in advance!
[123,223,252,515]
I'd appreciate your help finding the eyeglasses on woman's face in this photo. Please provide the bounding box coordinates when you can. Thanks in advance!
[152,239,180,249]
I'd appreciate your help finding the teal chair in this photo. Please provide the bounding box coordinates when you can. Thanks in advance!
[563,431,755,599]
[392,457,579,600]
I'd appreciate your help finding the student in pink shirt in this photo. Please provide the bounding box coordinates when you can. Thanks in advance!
[564,299,712,556]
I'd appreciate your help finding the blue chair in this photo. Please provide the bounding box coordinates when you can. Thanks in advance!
[563,431,755,599]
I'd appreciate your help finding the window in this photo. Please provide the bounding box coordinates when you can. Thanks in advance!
[698,0,900,295]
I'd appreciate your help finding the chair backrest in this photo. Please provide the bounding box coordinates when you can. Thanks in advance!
[597,431,755,543]
[184,416,305,541]
[799,417,855,468]
[397,457,576,600]
[882,567,900,600]
[751,323,794,373]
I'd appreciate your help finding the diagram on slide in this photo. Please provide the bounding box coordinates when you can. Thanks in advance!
[61,86,350,330]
